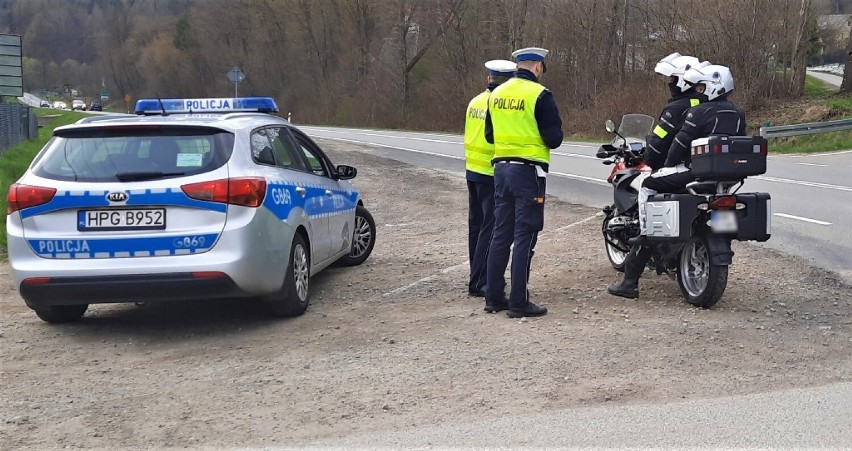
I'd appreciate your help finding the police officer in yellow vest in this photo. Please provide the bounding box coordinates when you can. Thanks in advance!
[483,47,563,317]
[465,59,517,298]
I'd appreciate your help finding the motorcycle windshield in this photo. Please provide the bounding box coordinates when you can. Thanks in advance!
[613,114,655,147]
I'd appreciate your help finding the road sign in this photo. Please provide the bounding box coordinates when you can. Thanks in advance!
[227,66,245,84]
[227,66,245,97]
[100,90,109,101]
[124,94,131,102]
[0,34,23,97]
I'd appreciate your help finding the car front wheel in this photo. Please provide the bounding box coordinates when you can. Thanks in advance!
[336,205,376,267]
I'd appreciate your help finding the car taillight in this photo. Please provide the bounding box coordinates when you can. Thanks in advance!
[181,177,266,207]
[6,184,57,214]
[709,195,736,210]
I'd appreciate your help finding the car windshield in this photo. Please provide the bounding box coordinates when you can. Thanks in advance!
[32,126,235,182]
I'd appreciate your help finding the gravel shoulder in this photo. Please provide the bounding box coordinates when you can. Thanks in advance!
[1,140,851,449]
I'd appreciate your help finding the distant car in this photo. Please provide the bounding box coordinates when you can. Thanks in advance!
[39,100,50,108]
[88,101,103,111]
[71,100,86,111]
[52,101,67,109]
[6,96,375,323]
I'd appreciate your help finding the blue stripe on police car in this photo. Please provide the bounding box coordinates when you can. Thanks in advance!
[28,233,220,259]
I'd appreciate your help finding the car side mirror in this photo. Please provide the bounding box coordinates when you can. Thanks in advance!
[336,165,357,180]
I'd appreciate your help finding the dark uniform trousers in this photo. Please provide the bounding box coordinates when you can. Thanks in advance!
[467,179,495,294]
[486,162,546,308]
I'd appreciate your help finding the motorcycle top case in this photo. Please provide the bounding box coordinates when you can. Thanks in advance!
[644,193,703,242]
[690,135,767,180]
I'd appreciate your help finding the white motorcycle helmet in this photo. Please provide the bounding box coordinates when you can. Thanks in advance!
[654,52,708,93]
[682,64,734,101]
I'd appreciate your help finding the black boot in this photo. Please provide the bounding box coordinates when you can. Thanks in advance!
[607,278,639,299]
[607,244,650,299]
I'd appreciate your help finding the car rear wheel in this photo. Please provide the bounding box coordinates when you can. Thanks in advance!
[335,205,376,267]
[32,304,88,323]
[263,233,310,317]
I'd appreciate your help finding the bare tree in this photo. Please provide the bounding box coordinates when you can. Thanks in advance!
[789,0,814,96]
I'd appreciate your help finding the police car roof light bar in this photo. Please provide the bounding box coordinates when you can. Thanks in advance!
[135,97,279,115]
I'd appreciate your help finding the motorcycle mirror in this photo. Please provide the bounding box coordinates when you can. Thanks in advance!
[605,119,616,133]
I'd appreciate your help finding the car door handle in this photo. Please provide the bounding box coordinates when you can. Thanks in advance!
[295,187,306,197]
[325,190,334,197]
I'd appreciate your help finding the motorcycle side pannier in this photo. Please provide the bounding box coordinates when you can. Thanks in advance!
[691,135,768,180]
[644,193,703,242]
[734,192,772,242]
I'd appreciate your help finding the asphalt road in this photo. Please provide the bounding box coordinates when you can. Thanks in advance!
[296,381,852,448]
[303,126,852,284]
[807,69,843,87]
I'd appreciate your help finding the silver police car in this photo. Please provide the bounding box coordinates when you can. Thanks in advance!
[6,97,375,322]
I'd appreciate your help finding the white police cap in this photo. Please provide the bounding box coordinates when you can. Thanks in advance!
[511,47,549,62]
[484,59,516,76]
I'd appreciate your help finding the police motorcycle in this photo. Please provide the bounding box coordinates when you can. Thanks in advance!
[598,115,772,308]
[598,114,655,271]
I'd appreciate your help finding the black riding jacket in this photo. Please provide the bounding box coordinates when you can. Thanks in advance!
[663,96,747,168]
[644,91,706,170]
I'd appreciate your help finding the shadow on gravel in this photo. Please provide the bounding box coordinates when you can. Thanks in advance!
[43,271,336,343]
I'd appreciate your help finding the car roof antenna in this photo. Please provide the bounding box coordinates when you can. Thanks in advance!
[155,94,169,116]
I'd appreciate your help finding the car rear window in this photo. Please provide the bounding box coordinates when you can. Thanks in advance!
[33,126,235,182]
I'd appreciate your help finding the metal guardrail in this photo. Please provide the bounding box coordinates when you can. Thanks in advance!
[760,118,852,138]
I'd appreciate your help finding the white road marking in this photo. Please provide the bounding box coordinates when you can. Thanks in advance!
[310,128,460,145]
[753,175,852,193]
[306,127,598,149]
[304,126,460,140]
[550,171,609,185]
[795,163,827,167]
[552,151,599,160]
[380,213,602,297]
[382,275,437,297]
[546,213,604,234]
[315,135,465,160]
[312,135,609,185]
[774,213,832,226]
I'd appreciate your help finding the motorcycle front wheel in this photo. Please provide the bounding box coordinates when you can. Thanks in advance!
[677,235,728,308]
[602,212,629,272]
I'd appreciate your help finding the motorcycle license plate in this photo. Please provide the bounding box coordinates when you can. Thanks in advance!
[710,210,738,233]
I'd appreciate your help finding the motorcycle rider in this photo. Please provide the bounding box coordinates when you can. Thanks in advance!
[643,53,709,170]
[605,52,708,299]
[608,64,746,299]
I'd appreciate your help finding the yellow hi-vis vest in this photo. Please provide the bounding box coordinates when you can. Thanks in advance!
[489,77,549,165]
[464,90,494,176]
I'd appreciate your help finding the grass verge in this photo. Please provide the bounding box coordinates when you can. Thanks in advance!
[769,131,852,154]
[804,74,838,96]
[1,109,88,253]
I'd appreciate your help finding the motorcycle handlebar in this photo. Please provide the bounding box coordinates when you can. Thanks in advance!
[596,144,619,159]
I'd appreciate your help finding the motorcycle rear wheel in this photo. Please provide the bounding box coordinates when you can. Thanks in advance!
[677,235,728,308]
